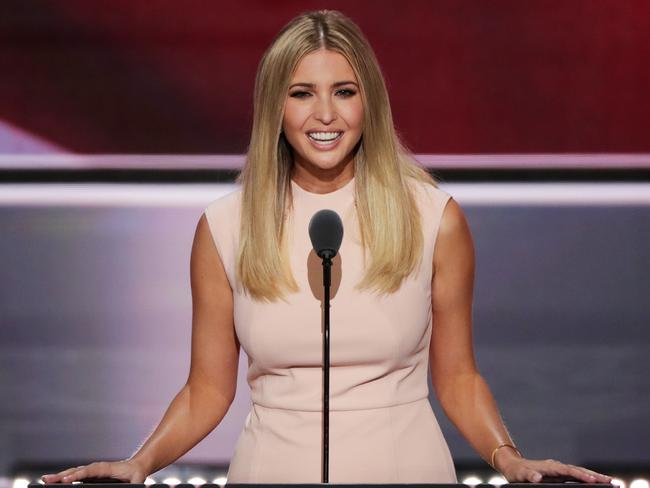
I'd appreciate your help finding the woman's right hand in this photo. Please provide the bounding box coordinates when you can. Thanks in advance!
[40,458,148,484]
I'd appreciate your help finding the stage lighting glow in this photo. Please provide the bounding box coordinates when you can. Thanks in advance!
[630,479,649,488]
[488,475,507,485]
[12,479,29,488]
[2,153,648,171]
[162,477,181,486]
[1,183,649,206]
[144,478,156,485]
[612,478,626,488]
[187,477,206,486]
[212,476,228,486]
[462,475,483,486]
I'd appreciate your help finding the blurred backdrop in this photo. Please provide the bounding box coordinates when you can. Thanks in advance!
[1,1,649,486]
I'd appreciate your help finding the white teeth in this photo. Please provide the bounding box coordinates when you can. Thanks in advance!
[308,131,342,141]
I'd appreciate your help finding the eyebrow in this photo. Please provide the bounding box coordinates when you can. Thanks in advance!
[288,81,359,89]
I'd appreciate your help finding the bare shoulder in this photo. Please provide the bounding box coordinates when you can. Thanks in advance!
[438,197,471,239]
[200,187,242,286]
[187,212,237,399]
[191,213,230,289]
[433,197,475,275]
[193,214,216,261]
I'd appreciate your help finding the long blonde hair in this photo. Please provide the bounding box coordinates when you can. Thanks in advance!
[236,9,439,302]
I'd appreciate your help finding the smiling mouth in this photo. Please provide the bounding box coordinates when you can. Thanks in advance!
[307,131,343,145]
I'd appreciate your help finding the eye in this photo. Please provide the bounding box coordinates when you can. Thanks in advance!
[336,88,357,97]
[289,91,311,98]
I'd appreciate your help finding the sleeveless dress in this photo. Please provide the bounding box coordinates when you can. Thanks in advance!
[204,176,456,483]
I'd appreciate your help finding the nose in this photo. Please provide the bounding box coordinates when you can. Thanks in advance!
[314,95,337,124]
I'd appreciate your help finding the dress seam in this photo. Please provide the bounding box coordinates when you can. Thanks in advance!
[250,395,429,412]
[387,404,400,482]
[251,401,261,481]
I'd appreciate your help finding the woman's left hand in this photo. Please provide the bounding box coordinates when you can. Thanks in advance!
[498,455,613,484]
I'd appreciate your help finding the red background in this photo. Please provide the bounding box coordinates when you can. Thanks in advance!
[0,0,648,154]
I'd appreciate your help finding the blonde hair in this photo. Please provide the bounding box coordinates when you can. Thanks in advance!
[236,9,439,302]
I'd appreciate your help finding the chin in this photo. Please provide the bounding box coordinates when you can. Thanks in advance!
[309,160,347,172]
[302,153,352,169]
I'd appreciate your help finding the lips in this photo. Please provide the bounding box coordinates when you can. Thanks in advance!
[307,131,343,150]
[306,131,343,150]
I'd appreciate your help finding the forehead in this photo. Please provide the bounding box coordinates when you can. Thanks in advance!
[291,49,357,82]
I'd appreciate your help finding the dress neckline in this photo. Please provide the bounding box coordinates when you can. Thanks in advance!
[290,176,355,199]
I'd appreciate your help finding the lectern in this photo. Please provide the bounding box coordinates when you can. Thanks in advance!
[31,482,615,488]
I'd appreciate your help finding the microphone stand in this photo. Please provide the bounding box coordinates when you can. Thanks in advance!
[309,208,343,484]
[320,251,333,483]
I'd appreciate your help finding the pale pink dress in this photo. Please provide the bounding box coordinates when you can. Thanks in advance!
[204,176,456,483]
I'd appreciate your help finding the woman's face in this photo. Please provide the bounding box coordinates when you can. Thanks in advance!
[282,49,364,179]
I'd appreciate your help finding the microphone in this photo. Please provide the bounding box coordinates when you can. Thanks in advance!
[308,209,344,261]
[307,209,343,484]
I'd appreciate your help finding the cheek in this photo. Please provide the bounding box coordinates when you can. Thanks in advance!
[343,101,364,131]
[283,103,308,131]
[282,109,306,148]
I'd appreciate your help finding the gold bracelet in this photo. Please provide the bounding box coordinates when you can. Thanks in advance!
[490,443,522,470]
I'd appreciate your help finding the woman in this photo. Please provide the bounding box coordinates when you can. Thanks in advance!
[43,10,612,484]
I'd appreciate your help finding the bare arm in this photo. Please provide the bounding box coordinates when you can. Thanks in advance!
[430,198,611,483]
[430,198,513,467]
[43,214,239,483]
[130,213,239,474]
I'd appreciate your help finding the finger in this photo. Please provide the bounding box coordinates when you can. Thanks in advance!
[577,469,611,482]
[41,474,68,483]
[42,468,82,484]
[44,464,94,483]
[578,467,613,482]
[524,470,543,483]
[569,465,603,483]
[63,462,111,483]
[582,470,612,483]
[533,460,612,484]
[61,468,89,483]
[77,461,115,481]
[596,473,614,482]
[54,467,84,479]
[543,460,579,473]
[42,474,72,484]
[555,463,599,483]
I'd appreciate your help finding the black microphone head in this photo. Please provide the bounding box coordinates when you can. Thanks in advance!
[308,209,344,260]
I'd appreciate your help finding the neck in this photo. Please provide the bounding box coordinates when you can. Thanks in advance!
[291,160,355,194]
